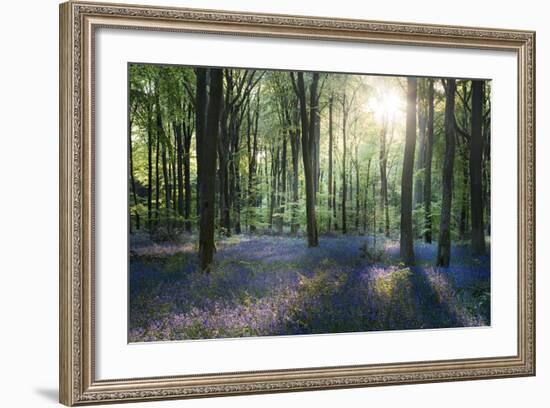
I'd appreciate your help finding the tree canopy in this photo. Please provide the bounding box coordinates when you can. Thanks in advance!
[129,64,491,270]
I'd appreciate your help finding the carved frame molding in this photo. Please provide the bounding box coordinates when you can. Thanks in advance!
[59,1,535,405]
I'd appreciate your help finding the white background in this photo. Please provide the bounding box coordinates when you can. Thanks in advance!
[0,0,546,407]
[96,28,518,379]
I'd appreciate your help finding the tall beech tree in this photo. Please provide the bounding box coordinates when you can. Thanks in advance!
[341,91,348,234]
[363,157,372,233]
[153,80,162,226]
[128,99,140,232]
[313,109,321,195]
[327,95,334,231]
[482,91,491,236]
[414,80,427,210]
[174,120,185,219]
[197,68,224,271]
[194,68,206,220]
[291,71,320,247]
[455,81,471,240]
[182,100,194,231]
[354,143,361,231]
[470,80,486,255]
[379,119,390,237]
[400,77,417,265]
[288,103,301,234]
[146,86,154,232]
[437,78,457,267]
[246,89,260,232]
[279,133,288,233]
[423,79,434,243]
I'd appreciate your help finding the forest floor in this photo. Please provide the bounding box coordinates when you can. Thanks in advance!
[129,233,491,342]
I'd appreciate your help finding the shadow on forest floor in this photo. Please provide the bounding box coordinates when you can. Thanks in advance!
[128,233,490,342]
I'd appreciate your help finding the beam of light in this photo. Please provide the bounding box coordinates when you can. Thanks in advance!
[364,89,404,122]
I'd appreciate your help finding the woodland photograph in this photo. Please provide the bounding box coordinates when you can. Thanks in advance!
[128,64,491,342]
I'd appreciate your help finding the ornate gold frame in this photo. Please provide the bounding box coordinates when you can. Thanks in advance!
[59,1,536,405]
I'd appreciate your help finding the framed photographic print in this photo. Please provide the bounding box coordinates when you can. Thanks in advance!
[59,1,536,405]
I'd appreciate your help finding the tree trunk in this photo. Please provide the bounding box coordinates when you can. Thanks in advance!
[159,101,170,225]
[414,85,426,209]
[154,87,162,228]
[269,146,278,230]
[147,104,153,233]
[129,104,140,232]
[174,122,184,219]
[290,133,300,234]
[291,71,319,247]
[198,68,223,271]
[459,151,469,239]
[379,122,389,237]
[220,159,231,234]
[363,158,371,234]
[313,109,321,195]
[341,92,348,234]
[349,164,353,202]
[161,144,170,219]
[470,80,486,255]
[170,154,176,213]
[400,77,417,265]
[290,121,300,235]
[327,95,333,231]
[247,93,260,232]
[424,79,434,243]
[279,134,287,233]
[372,178,377,246]
[483,115,491,236]
[333,178,338,230]
[183,107,193,232]
[232,122,242,235]
[234,162,242,234]
[195,69,207,222]
[218,111,231,235]
[437,79,457,267]
[355,149,360,231]
[183,143,191,231]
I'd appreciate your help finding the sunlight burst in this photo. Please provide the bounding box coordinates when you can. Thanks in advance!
[366,90,404,122]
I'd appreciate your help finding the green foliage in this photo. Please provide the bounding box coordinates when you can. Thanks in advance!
[128,63,490,261]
